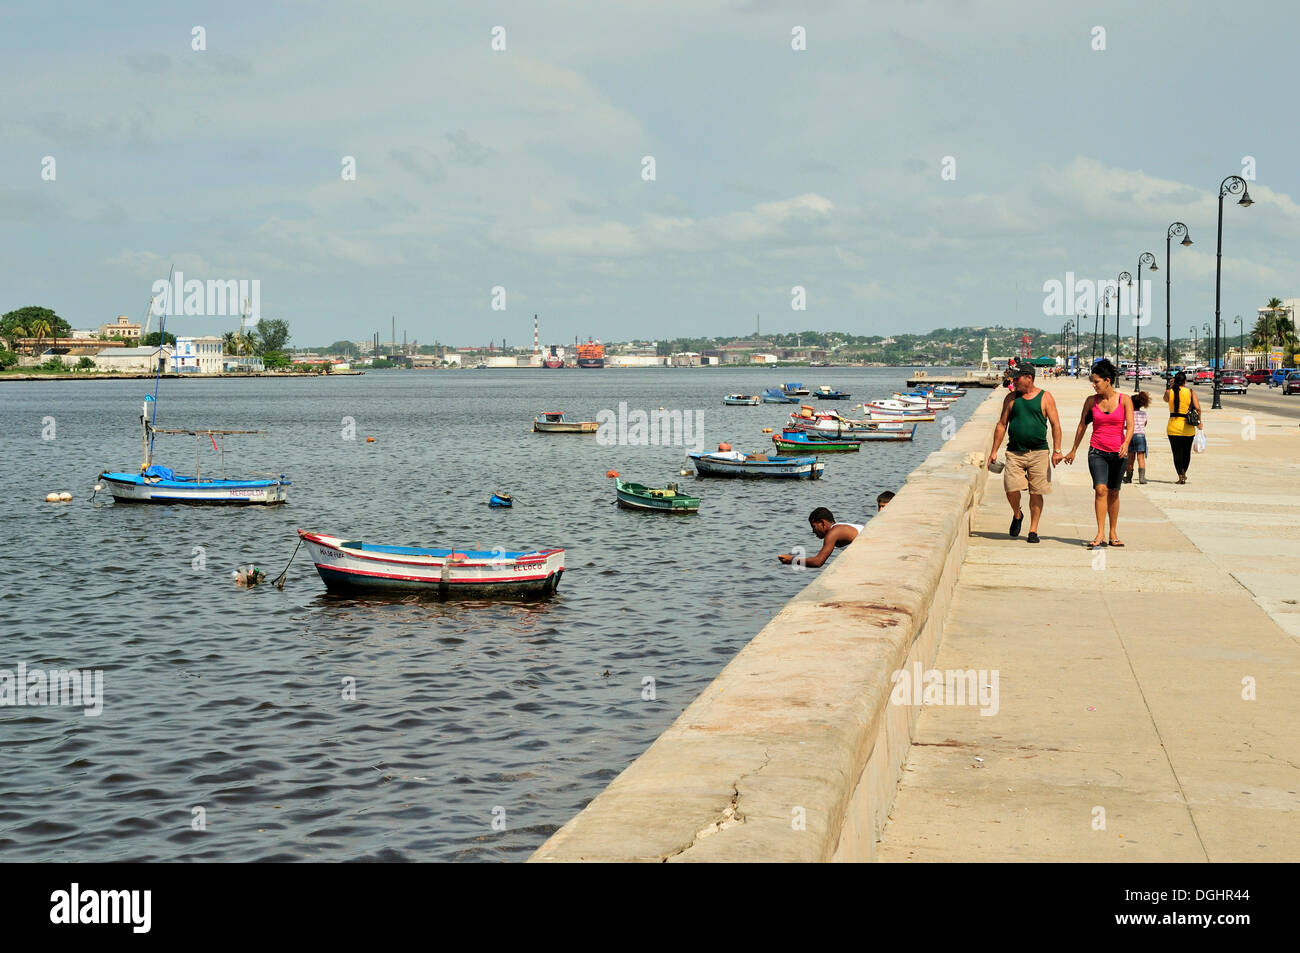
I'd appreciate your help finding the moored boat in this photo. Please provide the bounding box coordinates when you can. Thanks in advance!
[533,411,598,433]
[813,385,852,400]
[489,492,513,507]
[771,431,860,453]
[99,465,290,504]
[723,394,761,405]
[614,478,701,513]
[782,382,811,397]
[688,449,824,479]
[862,399,937,420]
[298,530,564,598]
[783,425,915,443]
[100,291,290,506]
[761,388,800,403]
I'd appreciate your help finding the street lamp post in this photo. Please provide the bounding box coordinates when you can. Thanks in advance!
[1213,175,1253,408]
[1202,323,1210,366]
[1077,310,1086,375]
[1135,253,1157,390]
[1116,272,1132,367]
[1165,223,1192,374]
[1234,315,1243,369]
[1093,292,1103,366]
[1190,325,1198,368]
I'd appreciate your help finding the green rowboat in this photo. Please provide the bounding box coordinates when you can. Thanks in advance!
[771,433,861,453]
[614,478,701,514]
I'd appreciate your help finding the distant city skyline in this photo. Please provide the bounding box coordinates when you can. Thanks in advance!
[4,2,1297,345]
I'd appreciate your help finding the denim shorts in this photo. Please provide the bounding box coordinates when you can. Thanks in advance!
[1129,434,1147,454]
[1088,448,1125,491]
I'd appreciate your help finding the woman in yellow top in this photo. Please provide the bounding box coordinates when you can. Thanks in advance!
[1164,370,1202,484]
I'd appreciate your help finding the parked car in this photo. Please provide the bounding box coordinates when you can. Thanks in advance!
[1219,372,1246,394]
[1194,367,1215,384]
[1245,368,1271,384]
[1284,371,1300,396]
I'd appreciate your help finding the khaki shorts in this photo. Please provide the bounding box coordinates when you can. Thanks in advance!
[1004,449,1052,495]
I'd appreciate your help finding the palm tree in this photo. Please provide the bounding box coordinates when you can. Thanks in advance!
[221,331,237,355]
[29,318,51,353]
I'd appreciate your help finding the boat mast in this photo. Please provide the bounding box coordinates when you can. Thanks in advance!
[142,264,173,472]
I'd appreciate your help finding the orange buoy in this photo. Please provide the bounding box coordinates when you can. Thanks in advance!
[718,442,731,452]
[606,469,619,478]
[762,427,773,434]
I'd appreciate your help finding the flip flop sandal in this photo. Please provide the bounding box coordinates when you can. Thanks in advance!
[1108,539,1125,547]
[1084,540,1106,549]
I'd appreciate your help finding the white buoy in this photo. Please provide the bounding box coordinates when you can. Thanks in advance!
[58,492,72,502]
[93,482,104,492]
[45,492,59,502]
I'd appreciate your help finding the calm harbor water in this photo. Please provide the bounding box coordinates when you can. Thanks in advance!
[0,367,982,861]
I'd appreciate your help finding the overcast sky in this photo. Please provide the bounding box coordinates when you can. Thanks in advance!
[3,0,1296,347]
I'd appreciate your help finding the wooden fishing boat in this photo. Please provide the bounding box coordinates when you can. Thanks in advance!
[297,530,563,598]
[783,425,915,443]
[100,377,289,504]
[723,394,761,405]
[785,415,913,436]
[771,431,860,453]
[813,385,852,400]
[862,400,936,420]
[533,411,597,433]
[688,449,824,479]
[761,388,800,403]
[782,382,811,397]
[892,393,955,409]
[99,464,290,504]
[614,478,700,513]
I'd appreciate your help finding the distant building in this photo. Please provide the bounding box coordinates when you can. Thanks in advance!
[751,353,780,364]
[172,335,223,374]
[94,345,174,373]
[99,315,141,341]
[223,355,265,373]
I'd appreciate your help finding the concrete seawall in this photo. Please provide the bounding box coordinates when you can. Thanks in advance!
[531,388,1006,861]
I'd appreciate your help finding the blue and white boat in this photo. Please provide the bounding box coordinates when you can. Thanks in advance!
[723,394,761,406]
[99,280,290,505]
[298,530,564,599]
[688,449,825,479]
[762,388,800,403]
[99,464,289,504]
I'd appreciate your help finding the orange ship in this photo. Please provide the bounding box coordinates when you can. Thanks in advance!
[576,339,605,369]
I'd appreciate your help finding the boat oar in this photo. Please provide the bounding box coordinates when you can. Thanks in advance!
[274,537,304,590]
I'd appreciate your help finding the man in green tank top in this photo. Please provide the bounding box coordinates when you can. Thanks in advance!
[987,364,1063,544]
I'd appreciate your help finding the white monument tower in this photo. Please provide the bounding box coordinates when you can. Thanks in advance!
[979,335,993,375]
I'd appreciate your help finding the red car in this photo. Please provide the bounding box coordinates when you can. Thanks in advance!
[1284,372,1300,396]
[1193,368,1215,384]
[1246,368,1271,384]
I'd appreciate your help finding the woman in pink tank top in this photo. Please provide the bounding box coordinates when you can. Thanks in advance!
[1062,359,1134,548]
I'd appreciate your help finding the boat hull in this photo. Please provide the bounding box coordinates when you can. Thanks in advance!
[689,452,824,479]
[299,531,563,599]
[771,435,860,453]
[723,396,761,406]
[100,471,289,504]
[783,425,915,443]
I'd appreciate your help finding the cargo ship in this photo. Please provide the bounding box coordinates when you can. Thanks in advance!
[576,339,605,369]
[543,345,564,369]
